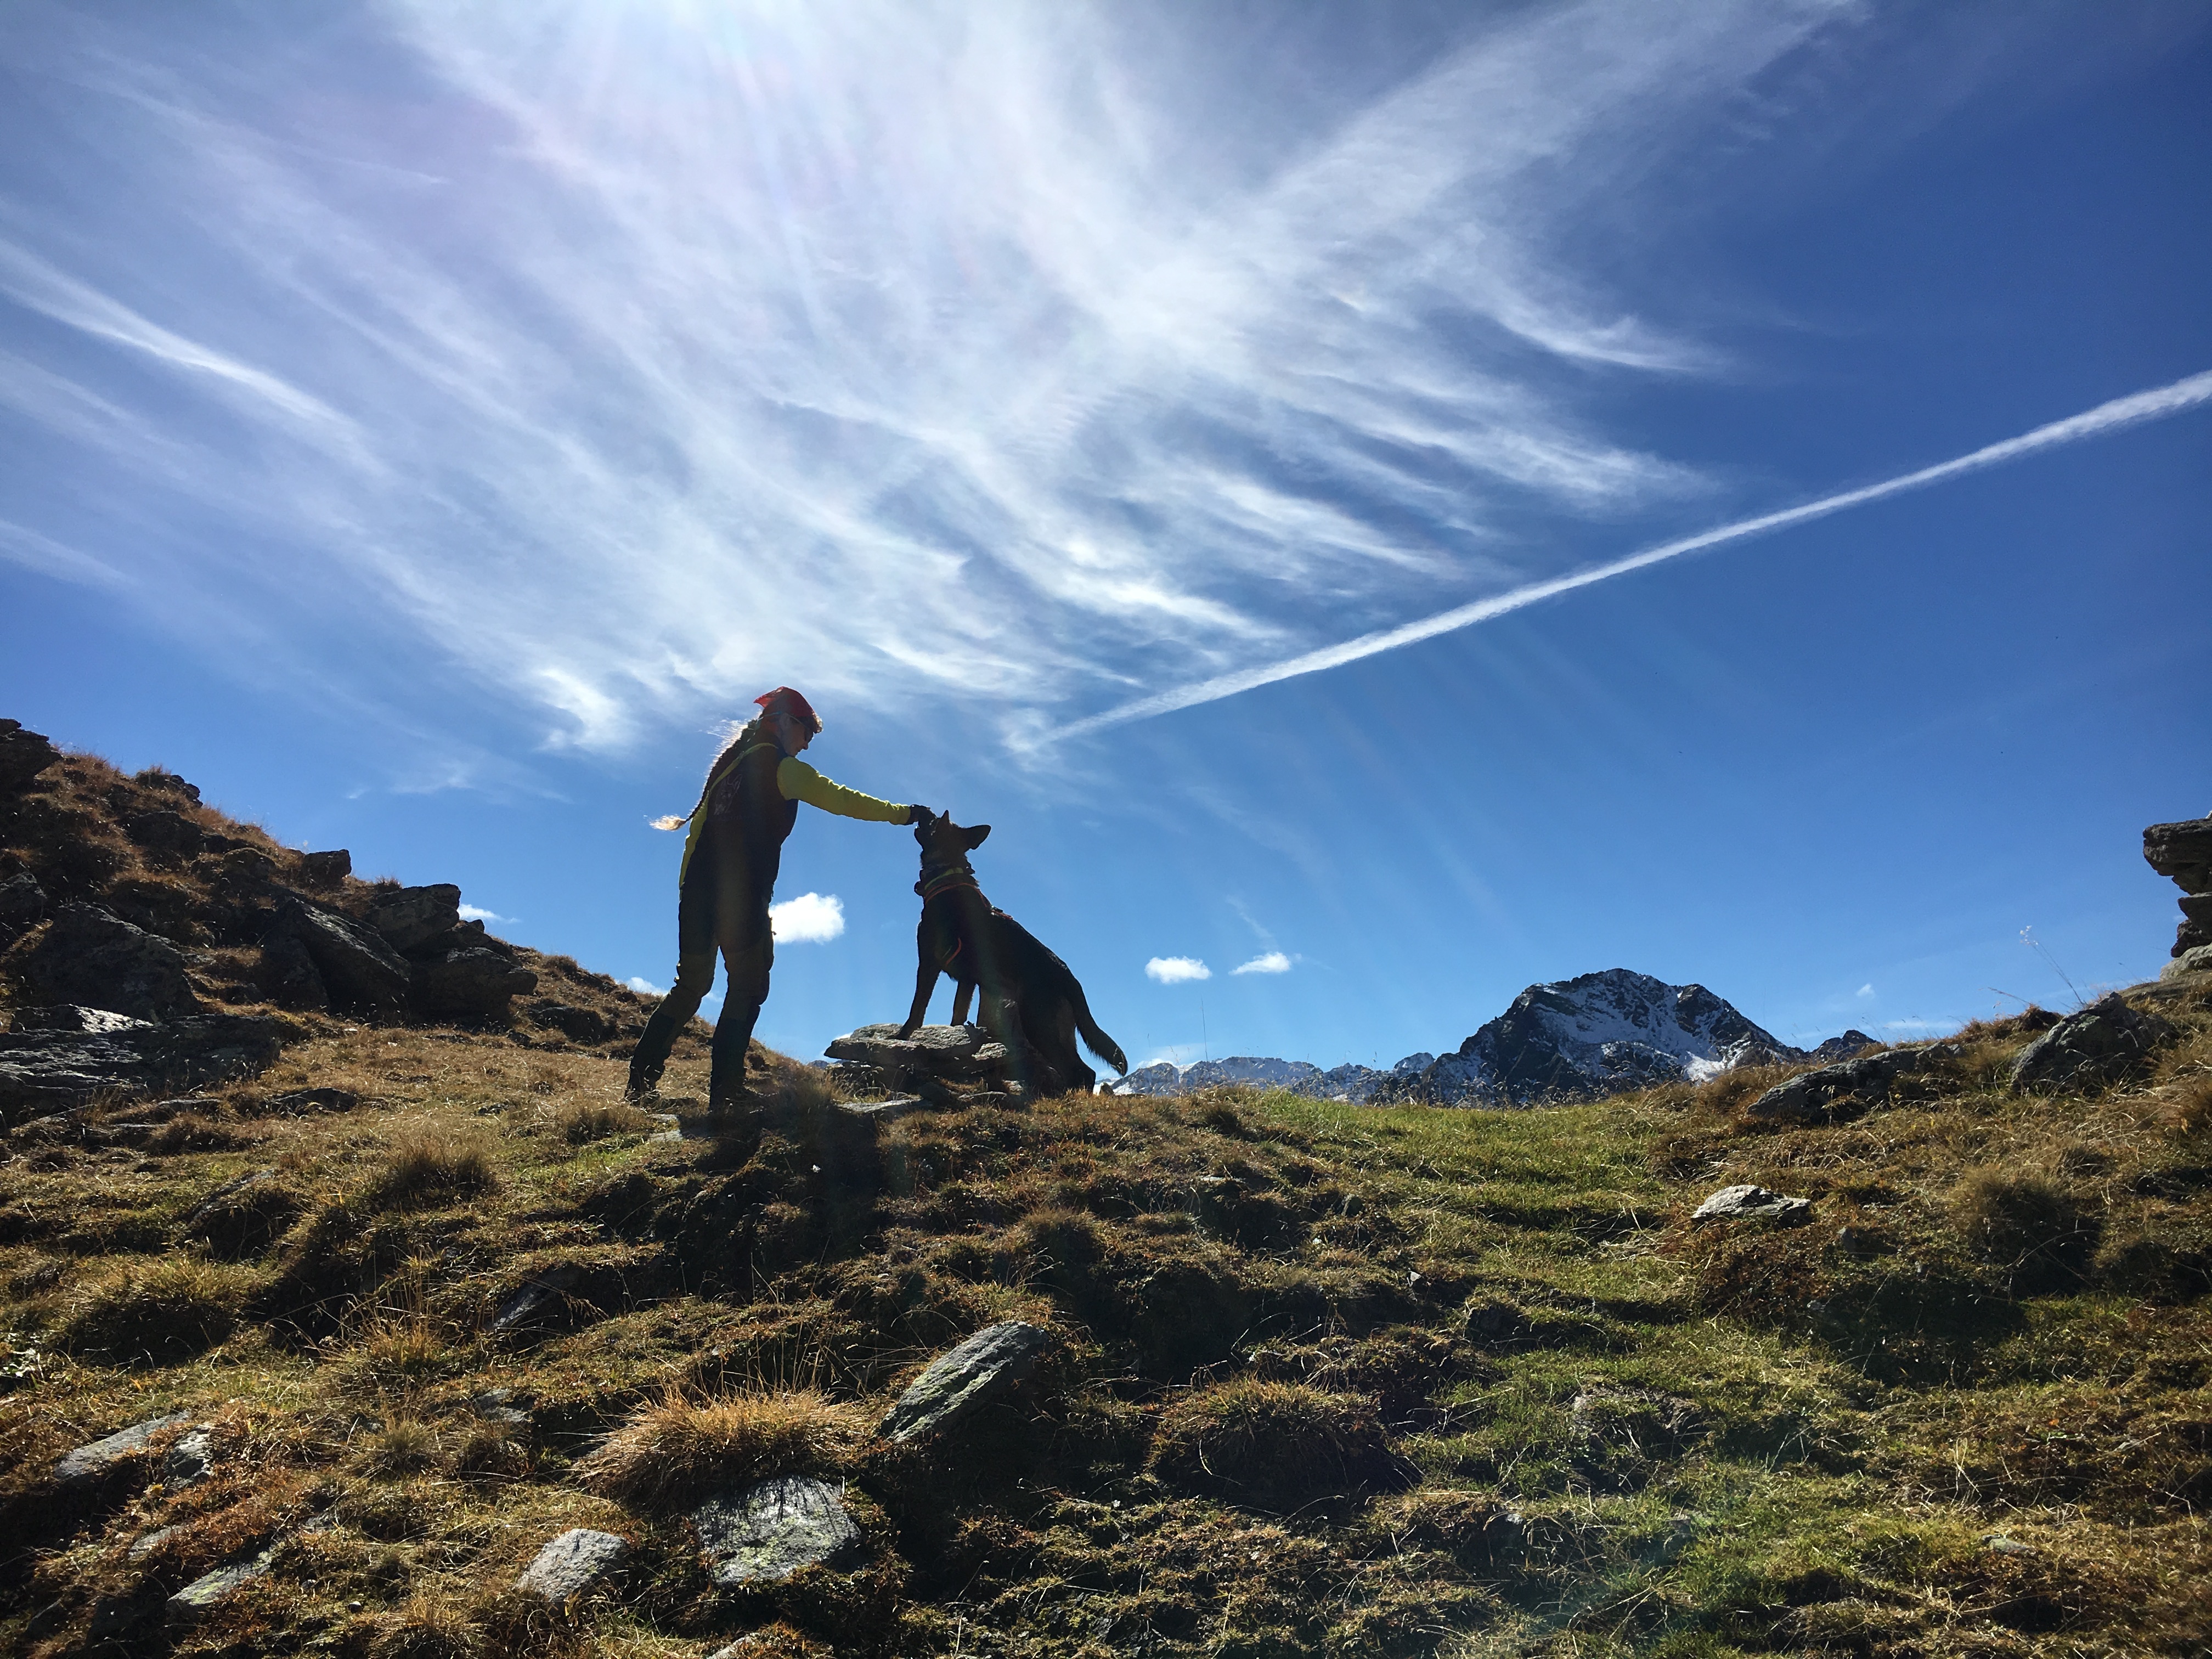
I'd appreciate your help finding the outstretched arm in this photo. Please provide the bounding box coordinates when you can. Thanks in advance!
[775,757,912,824]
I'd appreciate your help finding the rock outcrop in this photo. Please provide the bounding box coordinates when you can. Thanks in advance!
[20,903,196,1021]
[0,871,46,945]
[0,719,61,791]
[2145,815,2212,958]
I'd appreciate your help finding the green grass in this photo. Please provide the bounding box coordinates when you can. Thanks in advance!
[1,983,2208,1656]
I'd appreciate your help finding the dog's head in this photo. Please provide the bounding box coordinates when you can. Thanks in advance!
[913,807,989,865]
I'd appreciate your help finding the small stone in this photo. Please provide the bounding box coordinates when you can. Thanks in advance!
[694,1477,861,1585]
[492,1264,583,1335]
[162,1428,218,1489]
[167,1549,275,1621]
[1691,1184,1814,1225]
[127,1523,182,1561]
[878,1321,1049,1443]
[517,1528,629,1602]
[56,1414,194,1488]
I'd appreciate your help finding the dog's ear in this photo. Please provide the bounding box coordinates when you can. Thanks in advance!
[965,823,991,848]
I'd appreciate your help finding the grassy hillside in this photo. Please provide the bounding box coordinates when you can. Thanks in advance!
[2,742,2209,1656]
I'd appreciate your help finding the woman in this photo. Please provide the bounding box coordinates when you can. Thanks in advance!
[627,686,925,1110]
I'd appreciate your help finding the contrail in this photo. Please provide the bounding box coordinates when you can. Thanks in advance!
[1039,369,2212,745]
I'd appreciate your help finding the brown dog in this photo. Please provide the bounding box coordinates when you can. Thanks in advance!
[896,810,1127,1095]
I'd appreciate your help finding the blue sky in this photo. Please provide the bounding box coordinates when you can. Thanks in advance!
[3,1,2208,1072]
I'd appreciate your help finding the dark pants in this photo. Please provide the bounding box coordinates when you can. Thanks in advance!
[628,840,775,1106]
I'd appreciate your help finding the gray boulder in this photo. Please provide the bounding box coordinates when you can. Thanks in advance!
[1691,1184,1814,1226]
[878,1320,1048,1443]
[124,810,204,857]
[528,1000,611,1043]
[2011,994,2176,1093]
[0,871,46,944]
[1745,1043,1959,1125]
[368,883,462,951]
[412,946,537,1017]
[694,1477,861,1585]
[277,900,409,1013]
[517,1528,629,1602]
[21,902,195,1021]
[56,1413,194,1488]
[0,719,61,791]
[0,1011,286,1118]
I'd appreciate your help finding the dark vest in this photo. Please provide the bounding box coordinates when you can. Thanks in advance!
[697,741,797,899]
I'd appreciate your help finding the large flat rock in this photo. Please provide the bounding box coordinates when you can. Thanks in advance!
[0,1012,287,1120]
[878,1320,1048,1443]
[694,1477,860,1586]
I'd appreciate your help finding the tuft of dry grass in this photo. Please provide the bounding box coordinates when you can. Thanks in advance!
[574,1387,868,1510]
[1149,1378,1404,1512]
[553,1098,654,1144]
[1947,1166,2098,1287]
[360,1417,444,1478]
[364,1122,498,1209]
[55,1254,256,1362]
[369,1594,482,1658]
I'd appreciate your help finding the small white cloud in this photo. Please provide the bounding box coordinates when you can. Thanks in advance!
[770,891,845,944]
[1146,956,1211,984]
[1855,983,1874,998]
[626,974,665,996]
[1233,951,1293,975]
[458,904,510,923]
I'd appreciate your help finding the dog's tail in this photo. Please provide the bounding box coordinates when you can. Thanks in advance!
[1071,984,1127,1076]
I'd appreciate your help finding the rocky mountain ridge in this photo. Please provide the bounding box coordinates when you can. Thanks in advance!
[1116,969,1875,1107]
[0,719,678,1116]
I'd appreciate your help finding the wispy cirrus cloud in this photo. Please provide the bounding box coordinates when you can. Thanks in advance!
[0,0,1857,757]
